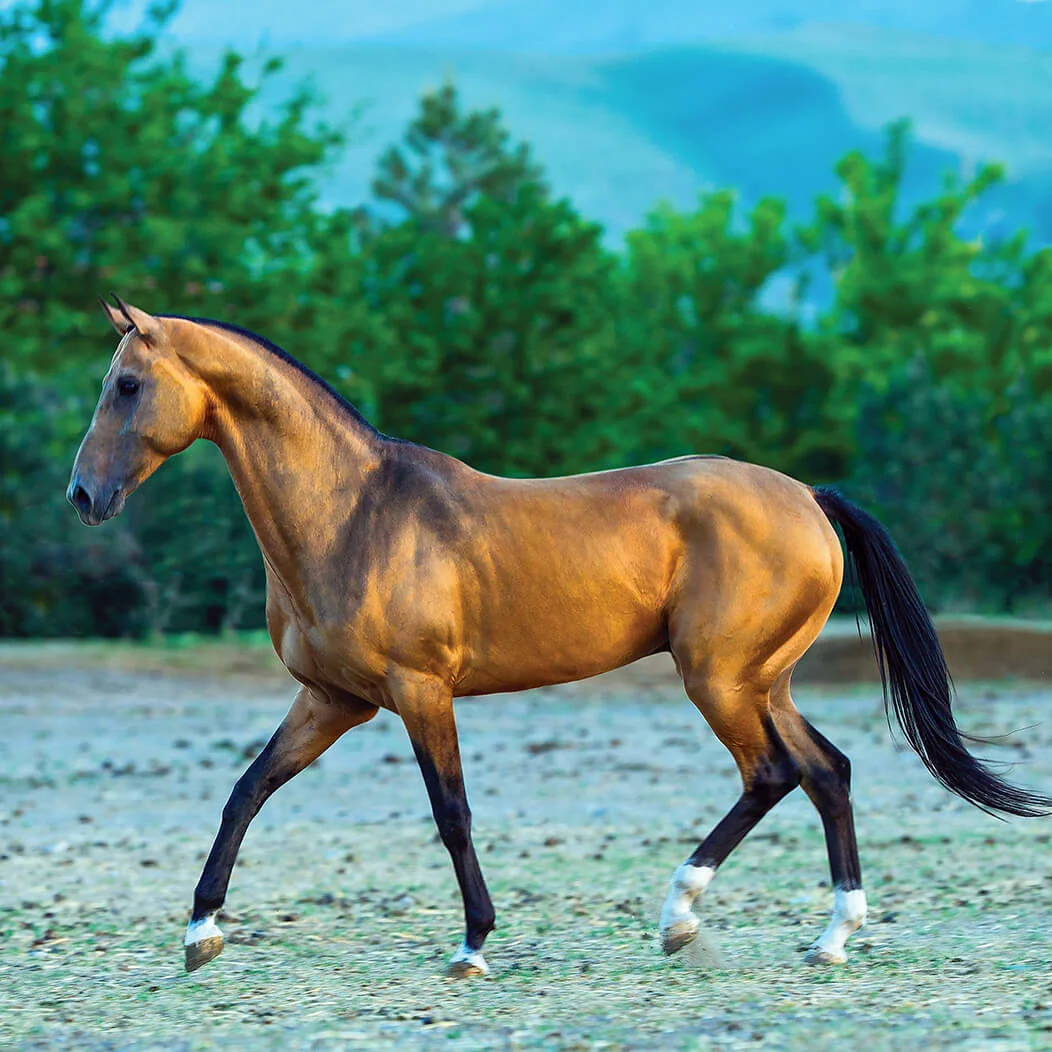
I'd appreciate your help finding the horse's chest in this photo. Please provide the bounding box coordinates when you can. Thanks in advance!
[272,617,317,678]
[268,597,390,702]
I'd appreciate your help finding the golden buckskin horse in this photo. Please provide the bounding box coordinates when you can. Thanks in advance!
[68,298,1050,977]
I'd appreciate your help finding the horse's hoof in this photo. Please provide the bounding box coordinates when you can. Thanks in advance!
[185,935,224,972]
[448,944,489,978]
[661,917,700,956]
[184,913,225,973]
[804,946,846,966]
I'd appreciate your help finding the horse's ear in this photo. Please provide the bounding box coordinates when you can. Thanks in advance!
[99,296,133,336]
[111,294,159,341]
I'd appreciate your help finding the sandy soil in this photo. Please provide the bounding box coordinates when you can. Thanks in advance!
[2,658,1051,1050]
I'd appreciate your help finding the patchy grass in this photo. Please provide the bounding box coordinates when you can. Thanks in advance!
[0,632,285,682]
[1,654,1051,1049]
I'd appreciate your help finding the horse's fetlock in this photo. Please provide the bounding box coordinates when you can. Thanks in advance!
[193,888,224,918]
[473,907,496,938]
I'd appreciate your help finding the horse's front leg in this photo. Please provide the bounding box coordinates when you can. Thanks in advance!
[392,673,495,977]
[184,686,377,972]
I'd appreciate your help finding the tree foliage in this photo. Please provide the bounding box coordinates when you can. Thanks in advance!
[353,184,619,475]
[370,80,545,238]
[2,0,1051,636]
[0,0,341,381]
[619,193,843,476]
[802,120,1052,401]
[846,360,1052,612]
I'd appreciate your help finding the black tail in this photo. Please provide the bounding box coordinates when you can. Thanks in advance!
[813,485,1051,819]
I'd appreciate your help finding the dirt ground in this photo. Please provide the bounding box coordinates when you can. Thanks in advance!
[2,651,1051,1050]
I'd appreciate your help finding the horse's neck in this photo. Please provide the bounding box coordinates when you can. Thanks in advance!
[196,331,381,594]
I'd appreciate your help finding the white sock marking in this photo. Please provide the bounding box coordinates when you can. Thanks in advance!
[660,862,715,932]
[811,887,867,960]
[450,941,489,974]
[184,911,223,947]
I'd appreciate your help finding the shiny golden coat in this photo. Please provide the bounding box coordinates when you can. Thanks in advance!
[69,301,879,976]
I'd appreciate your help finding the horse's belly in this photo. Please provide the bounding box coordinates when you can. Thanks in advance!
[453,506,680,695]
[455,595,668,696]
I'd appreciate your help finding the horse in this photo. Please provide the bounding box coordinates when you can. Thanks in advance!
[68,296,1050,977]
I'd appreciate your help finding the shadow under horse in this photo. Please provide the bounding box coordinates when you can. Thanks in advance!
[68,297,1051,977]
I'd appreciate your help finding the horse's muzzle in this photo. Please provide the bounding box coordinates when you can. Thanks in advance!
[67,477,124,526]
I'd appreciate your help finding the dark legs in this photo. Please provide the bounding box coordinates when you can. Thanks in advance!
[393,675,495,976]
[659,690,802,954]
[780,712,867,963]
[684,715,802,872]
[187,672,493,978]
[797,719,863,891]
[185,687,377,972]
[660,672,866,964]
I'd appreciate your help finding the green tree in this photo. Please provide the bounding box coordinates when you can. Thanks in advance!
[370,81,545,238]
[801,120,1052,402]
[618,192,843,477]
[352,183,622,476]
[0,0,350,637]
[0,0,344,381]
[846,359,1052,611]
[317,83,627,477]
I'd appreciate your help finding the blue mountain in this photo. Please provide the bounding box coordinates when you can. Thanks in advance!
[156,1,1052,243]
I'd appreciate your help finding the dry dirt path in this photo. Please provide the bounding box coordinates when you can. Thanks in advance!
[1,661,1051,1049]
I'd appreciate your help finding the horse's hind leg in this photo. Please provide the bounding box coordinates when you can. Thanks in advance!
[659,480,852,960]
[769,680,867,964]
[659,675,802,955]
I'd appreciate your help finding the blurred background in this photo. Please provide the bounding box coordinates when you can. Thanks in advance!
[2,0,1052,639]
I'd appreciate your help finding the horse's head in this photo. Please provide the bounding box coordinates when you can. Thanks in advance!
[68,298,210,525]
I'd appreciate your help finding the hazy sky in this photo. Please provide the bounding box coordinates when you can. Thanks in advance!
[103,0,495,43]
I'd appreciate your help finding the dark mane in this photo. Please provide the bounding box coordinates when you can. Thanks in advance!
[164,315,379,434]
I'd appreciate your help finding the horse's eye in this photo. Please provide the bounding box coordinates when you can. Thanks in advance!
[116,377,140,397]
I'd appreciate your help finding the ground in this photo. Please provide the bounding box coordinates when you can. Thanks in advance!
[1,646,1051,1050]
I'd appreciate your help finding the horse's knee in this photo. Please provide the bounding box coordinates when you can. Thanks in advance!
[436,798,472,851]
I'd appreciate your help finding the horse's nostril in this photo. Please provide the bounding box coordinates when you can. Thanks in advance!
[69,483,94,519]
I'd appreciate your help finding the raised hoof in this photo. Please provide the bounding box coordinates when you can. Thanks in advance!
[804,946,847,966]
[185,935,224,973]
[661,917,700,956]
